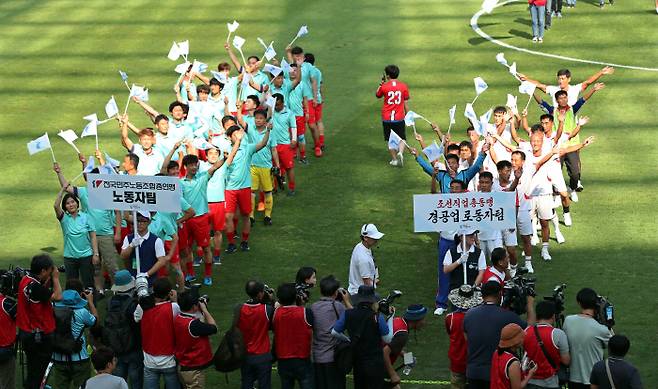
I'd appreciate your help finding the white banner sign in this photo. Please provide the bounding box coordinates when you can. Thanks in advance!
[413,192,516,232]
[86,174,182,213]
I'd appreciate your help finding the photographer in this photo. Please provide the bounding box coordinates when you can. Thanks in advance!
[16,254,63,389]
[0,288,16,389]
[563,288,612,389]
[295,266,317,306]
[463,281,535,389]
[174,291,218,388]
[523,301,570,389]
[332,285,394,389]
[590,335,643,389]
[383,304,428,388]
[442,229,486,290]
[133,278,181,389]
[51,279,98,389]
[348,224,384,294]
[272,283,314,389]
[311,275,353,389]
[237,280,275,389]
[490,323,538,389]
[482,247,511,285]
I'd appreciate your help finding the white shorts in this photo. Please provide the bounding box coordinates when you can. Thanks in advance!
[532,195,555,220]
[548,166,567,193]
[502,228,518,246]
[479,238,503,261]
[517,209,533,236]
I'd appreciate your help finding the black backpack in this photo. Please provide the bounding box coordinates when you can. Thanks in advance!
[213,304,246,372]
[102,296,136,355]
[52,307,84,355]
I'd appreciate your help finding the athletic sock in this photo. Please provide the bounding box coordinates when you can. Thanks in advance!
[242,232,249,242]
[288,177,296,191]
[264,193,273,217]
[186,262,194,276]
[563,206,570,213]
[542,242,549,249]
[213,248,220,257]
[227,231,236,244]
[204,263,212,277]
[319,134,325,147]
[196,247,203,259]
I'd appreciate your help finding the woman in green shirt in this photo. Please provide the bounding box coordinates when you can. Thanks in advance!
[54,189,99,289]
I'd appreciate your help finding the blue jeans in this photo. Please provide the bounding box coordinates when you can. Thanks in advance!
[241,356,272,389]
[278,358,313,389]
[114,350,143,389]
[143,366,180,389]
[435,237,456,309]
[530,5,546,38]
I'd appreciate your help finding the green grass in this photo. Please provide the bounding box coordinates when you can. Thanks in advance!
[1,0,657,387]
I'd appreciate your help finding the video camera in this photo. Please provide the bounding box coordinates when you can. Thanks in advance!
[502,268,536,315]
[295,282,312,305]
[595,295,614,328]
[544,284,567,328]
[262,284,276,305]
[0,266,28,298]
[378,290,402,316]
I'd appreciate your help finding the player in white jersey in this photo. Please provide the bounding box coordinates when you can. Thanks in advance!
[518,66,614,106]
[492,160,522,276]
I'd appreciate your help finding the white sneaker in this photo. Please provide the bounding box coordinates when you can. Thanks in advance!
[569,189,579,203]
[555,229,566,244]
[541,246,552,261]
[531,234,540,246]
[389,159,399,167]
[563,212,572,227]
[532,37,538,42]
[538,37,543,43]
[576,180,584,191]
[434,307,445,316]
[525,261,535,273]
[509,264,518,278]
[397,152,404,167]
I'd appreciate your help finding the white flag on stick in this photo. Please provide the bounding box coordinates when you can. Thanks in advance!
[464,103,483,135]
[449,104,457,125]
[506,94,518,115]
[479,108,493,136]
[257,37,269,50]
[81,119,98,138]
[265,95,277,109]
[211,71,228,84]
[264,44,277,61]
[105,96,119,119]
[281,59,291,73]
[423,141,444,162]
[57,129,80,153]
[496,52,508,67]
[232,35,246,51]
[105,152,121,168]
[472,77,488,104]
[226,20,240,42]
[288,25,309,46]
[177,40,189,60]
[519,81,537,111]
[509,62,520,80]
[263,64,283,77]
[175,61,192,74]
[83,157,95,174]
[388,130,403,151]
[27,133,56,161]
[167,41,181,61]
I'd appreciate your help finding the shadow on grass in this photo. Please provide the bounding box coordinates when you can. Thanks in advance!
[468,35,513,46]
[515,17,532,26]
[39,247,58,253]
[509,28,534,40]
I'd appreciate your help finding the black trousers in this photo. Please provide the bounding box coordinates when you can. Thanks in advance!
[19,330,54,389]
[552,0,563,12]
[314,362,345,389]
[466,378,490,389]
[561,151,581,190]
[353,359,385,389]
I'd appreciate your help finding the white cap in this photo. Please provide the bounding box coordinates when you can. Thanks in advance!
[137,210,151,220]
[458,228,478,236]
[361,223,384,240]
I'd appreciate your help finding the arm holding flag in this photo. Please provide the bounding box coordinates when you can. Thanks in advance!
[191,71,211,86]
[160,141,184,175]
[53,163,75,195]
[224,42,244,73]
[132,97,160,122]
[119,115,136,152]
[414,133,428,150]
[54,188,66,220]
[517,73,547,93]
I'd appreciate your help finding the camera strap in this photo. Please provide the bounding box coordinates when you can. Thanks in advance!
[605,359,617,389]
[533,325,557,369]
[331,301,339,320]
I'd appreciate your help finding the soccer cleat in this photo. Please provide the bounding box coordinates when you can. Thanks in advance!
[557,12,562,17]
[563,212,573,227]
[240,241,250,252]
[225,243,237,254]
[538,37,543,43]
[541,246,552,261]
[203,277,212,286]
[434,307,445,316]
[525,261,535,273]
[299,158,309,165]
[193,256,202,267]
[397,152,404,167]
[389,159,399,167]
[569,189,579,203]
[555,229,566,244]
[264,216,272,226]
[314,146,322,157]
[213,255,221,265]
[185,275,196,283]
[287,190,296,197]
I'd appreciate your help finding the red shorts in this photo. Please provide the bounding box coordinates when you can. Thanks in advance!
[185,214,210,248]
[208,202,226,232]
[295,116,306,138]
[225,188,252,215]
[313,102,323,122]
[304,101,317,125]
[164,240,180,264]
[276,144,295,171]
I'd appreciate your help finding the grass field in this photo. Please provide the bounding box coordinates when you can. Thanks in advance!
[1,0,657,387]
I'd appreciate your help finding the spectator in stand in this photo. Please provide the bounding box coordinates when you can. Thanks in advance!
[16,254,63,389]
[86,346,129,389]
[272,283,314,389]
[311,275,353,389]
[383,305,428,388]
[523,301,571,389]
[590,335,643,389]
[238,280,275,389]
[0,285,17,389]
[445,285,483,389]
[133,278,181,389]
[463,281,535,389]
[174,291,218,389]
[563,288,612,389]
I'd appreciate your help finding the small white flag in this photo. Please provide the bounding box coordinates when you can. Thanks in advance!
[519,81,537,96]
[105,96,119,118]
[99,163,117,175]
[176,40,189,57]
[227,20,240,33]
[167,41,181,61]
[264,44,277,61]
[83,113,98,122]
[241,73,252,89]
[265,95,276,108]
[175,61,192,74]
[83,157,95,173]
[105,152,120,168]
[130,85,149,101]
[474,77,488,96]
[387,130,403,151]
[449,104,457,125]
[211,136,232,154]
[506,94,518,114]
[232,35,246,51]
[191,60,208,74]
[404,111,422,126]
[464,103,483,135]
[27,133,52,155]
[191,137,215,150]
[482,0,498,13]
[211,71,228,84]
[57,129,78,145]
[509,62,518,78]
[296,25,309,38]
[479,108,493,135]
[496,52,508,67]
[81,120,98,138]
[119,70,128,82]
[423,141,444,162]
[281,59,291,73]
[263,64,283,77]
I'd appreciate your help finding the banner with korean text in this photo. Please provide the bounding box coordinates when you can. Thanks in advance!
[86,174,181,213]
[413,192,516,232]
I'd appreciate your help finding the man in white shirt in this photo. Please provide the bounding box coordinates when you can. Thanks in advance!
[519,66,614,106]
[348,224,384,295]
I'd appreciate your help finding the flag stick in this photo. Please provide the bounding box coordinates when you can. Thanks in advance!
[447,123,453,134]
[226,31,232,44]
[523,94,534,112]
[95,133,99,150]
[412,124,418,137]
[471,94,480,105]
[133,210,141,274]
[462,233,468,285]
[69,143,81,154]
[70,171,84,184]
[49,145,57,163]
[288,36,299,47]
[123,95,131,116]
[123,80,131,91]
[238,48,247,69]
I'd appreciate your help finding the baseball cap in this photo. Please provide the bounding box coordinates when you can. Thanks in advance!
[457,228,478,236]
[137,210,151,220]
[361,224,384,240]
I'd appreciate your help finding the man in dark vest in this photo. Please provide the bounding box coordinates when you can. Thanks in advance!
[442,229,486,290]
[120,211,168,287]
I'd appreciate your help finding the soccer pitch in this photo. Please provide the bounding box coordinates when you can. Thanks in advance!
[1,0,656,387]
